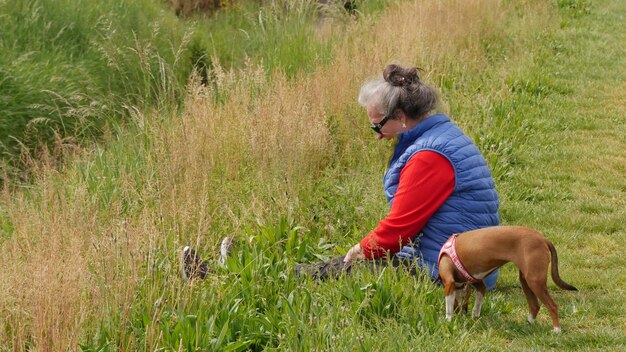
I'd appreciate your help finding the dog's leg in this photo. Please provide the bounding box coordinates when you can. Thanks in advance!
[527,274,561,333]
[519,270,540,324]
[439,257,457,322]
[445,293,455,322]
[471,281,486,318]
[525,249,562,333]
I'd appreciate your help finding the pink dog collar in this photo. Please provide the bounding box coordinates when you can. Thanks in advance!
[438,234,480,283]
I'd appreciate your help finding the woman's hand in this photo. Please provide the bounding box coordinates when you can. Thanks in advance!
[344,243,365,263]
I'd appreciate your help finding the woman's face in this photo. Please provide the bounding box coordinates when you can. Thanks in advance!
[366,104,403,140]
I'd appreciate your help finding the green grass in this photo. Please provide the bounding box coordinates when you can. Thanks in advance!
[0,0,384,174]
[85,1,623,349]
[0,0,183,163]
[1,0,625,350]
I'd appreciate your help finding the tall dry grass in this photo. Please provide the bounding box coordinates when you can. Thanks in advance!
[0,0,555,349]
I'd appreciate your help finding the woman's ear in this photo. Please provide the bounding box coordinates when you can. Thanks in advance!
[395,109,408,125]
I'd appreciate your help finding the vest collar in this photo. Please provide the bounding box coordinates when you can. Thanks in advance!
[398,114,450,144]
[390,114,450,164]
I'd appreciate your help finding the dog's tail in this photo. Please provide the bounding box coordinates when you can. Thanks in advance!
[548,241,578,291]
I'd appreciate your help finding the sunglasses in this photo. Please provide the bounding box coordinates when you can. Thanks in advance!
[370,113,392,134]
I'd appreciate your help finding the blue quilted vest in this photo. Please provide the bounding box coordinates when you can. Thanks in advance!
[385,114,500,289]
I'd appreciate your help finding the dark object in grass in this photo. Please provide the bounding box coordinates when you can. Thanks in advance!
[181,246,210,280]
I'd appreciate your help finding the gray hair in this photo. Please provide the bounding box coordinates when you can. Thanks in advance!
[358,64,438,119]
[358,79,399,117]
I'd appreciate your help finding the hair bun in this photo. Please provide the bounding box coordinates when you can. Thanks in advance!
[383,64,421,87]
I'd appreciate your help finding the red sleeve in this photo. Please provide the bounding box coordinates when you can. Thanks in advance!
[360,151,455,259]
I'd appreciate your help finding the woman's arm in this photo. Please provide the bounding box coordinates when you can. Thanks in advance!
[358,150,455,260]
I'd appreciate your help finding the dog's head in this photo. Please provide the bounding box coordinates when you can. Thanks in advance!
[454,283,472,313]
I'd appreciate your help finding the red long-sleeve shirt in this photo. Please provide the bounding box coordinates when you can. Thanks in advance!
[360,150,455,259]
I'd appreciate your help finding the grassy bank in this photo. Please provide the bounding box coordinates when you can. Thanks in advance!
[1,0,624,350]
[0,0,373,174]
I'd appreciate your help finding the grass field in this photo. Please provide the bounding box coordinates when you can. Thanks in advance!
[0,0,624,350]
[0,0,385,174]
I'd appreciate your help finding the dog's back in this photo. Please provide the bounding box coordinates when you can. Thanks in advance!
[455,226,548,274]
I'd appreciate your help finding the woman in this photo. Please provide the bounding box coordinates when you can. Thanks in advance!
[182,64,500,290]
[339,63,500,289]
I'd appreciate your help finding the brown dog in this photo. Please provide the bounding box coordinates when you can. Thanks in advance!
[437,226,577,333]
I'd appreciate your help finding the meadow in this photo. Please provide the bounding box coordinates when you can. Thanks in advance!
[0,0,386,174]
[0,0,624,350]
